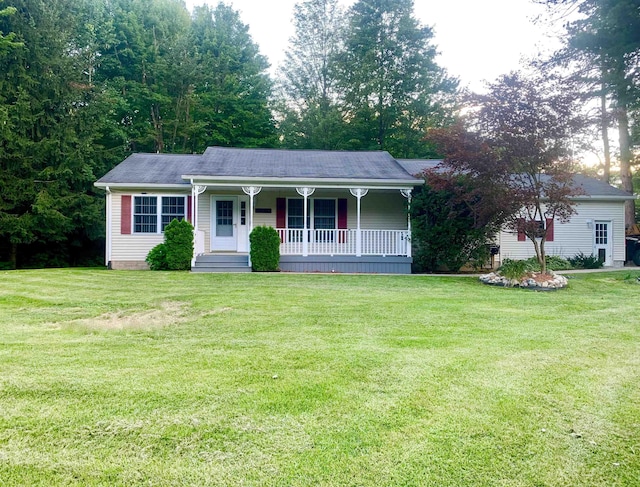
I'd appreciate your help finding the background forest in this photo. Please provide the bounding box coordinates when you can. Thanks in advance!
[0,0,637,269]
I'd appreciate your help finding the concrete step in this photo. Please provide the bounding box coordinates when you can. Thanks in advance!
[191,265,251,273]
[192,254,250,273]
[195,254,249,264]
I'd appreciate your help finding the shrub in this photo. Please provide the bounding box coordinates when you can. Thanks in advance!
[522,255,573,271]
[498,258,533,281]
[411,176,500,273]
[146,243,169,270]
[164,219,194,270]
[145,219,193,271]
[568,252,604,269]
[250,226,280,271]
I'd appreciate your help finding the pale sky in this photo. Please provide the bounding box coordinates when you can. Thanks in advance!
[185,0,558,92]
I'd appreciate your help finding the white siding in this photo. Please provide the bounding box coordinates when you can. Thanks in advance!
[251,189,408,230]
[108,188,409,261]
[110,191,189,263]
[498,201,627,266]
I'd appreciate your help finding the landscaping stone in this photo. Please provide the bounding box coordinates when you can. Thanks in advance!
[479,271,568,290]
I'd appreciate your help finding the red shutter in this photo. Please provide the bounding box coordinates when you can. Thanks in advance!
[517,218,525,241]
[187,196,193,223]
[338,198,348,243]
[121,195,132,235]
[546,218,554,242]
[276,197,286,242]
[276,198,286,228]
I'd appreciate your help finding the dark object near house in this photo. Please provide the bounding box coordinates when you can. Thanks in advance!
[626,224,640,265]
[626,236,640,265]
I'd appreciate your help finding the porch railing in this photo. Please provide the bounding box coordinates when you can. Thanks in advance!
[276,229,410,256]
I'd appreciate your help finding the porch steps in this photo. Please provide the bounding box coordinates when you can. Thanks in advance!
[191,254,251,273]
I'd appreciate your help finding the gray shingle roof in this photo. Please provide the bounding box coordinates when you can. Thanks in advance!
[95,148,634,200]
[96,147,419,186]
[396,159,443,176]
[570,174,633,199]
[192,147,417,180]
[97,153,199,185]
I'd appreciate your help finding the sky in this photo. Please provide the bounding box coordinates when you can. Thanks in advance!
[185,0,559,92]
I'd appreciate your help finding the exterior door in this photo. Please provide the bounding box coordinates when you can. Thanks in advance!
[594,220,612,266]
[212,197,237,251]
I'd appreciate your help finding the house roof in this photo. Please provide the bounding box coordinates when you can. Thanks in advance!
[96,153,200,186]
[570,174,634,199]
[96,147,420,189]
[396,159,443,176]
[397,159,633,200]
[95,149,634,200]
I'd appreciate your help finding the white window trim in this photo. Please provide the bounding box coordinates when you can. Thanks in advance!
[132,194,187,234]
[285,197,337,229]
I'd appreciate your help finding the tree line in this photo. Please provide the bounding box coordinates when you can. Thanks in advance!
[0,0,637,269]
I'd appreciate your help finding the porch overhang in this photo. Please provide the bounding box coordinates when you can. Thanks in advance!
[180,174,418,191]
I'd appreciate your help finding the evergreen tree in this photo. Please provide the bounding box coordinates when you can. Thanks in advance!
[336,0,457,157]
[278,0,347,149]
[188,3,277,150]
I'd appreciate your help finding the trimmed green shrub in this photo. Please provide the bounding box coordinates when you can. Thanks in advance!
[568,252,604,269]
[146,243,169,270]
[146,219,193,271]
[498,258,533,281]
[522,255,573,271]
[164,219,194,270]
[250,226,280,272]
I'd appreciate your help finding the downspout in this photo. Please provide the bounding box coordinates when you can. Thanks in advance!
[105,186,112,268]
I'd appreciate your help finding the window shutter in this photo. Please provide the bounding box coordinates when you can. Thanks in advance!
[546,218,554,242]
[517,218,525,241]
[338,199,348,229]
[338,198,348,243]
[276,198,286,228]
[121,195,132,235]
[187,196,193,223]
[276,197,286,242]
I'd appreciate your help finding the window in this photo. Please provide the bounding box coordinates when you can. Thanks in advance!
[133,196,186,233]
[313,199,336,230]
[287,199,306,229]
[134,196,158,233]
[286,199,336,230]
[161,197,186,231]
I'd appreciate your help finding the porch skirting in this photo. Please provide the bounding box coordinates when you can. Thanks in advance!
[279,255,412,274]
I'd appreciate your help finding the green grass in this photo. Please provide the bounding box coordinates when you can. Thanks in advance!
[0,269,639,486]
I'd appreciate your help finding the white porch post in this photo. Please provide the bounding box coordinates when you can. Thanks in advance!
[296,187,315,257]
[349,188,368,257]
[401,189,412,258]
[242,186,262,267]
[191,184,207,266]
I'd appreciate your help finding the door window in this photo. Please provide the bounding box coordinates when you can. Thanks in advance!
[216,200,234,237]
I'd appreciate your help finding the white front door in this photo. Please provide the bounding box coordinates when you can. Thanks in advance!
[212,197,238,251]
[594,220,612,266]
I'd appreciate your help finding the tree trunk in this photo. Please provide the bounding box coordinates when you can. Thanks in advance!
[600,87,611,182]
[616,102,636,227]
[9,242,17,270]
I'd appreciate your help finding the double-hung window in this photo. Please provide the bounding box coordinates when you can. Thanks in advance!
[286,198,336,241]
[134,196,186,233]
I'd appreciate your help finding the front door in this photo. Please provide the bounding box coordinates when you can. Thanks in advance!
[594,220,612,266]
[212,197,237,251]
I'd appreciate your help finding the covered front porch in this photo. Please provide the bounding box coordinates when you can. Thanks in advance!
[189,184,413,273]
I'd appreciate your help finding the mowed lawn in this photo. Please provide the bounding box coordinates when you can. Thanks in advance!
[0,269,639,486]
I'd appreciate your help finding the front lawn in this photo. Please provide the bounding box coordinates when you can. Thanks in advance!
[0,269,639,486]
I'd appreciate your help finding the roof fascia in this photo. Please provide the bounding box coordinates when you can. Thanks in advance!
[94,182,189,190]
[182,175,420,189]
[571,194,636,202]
